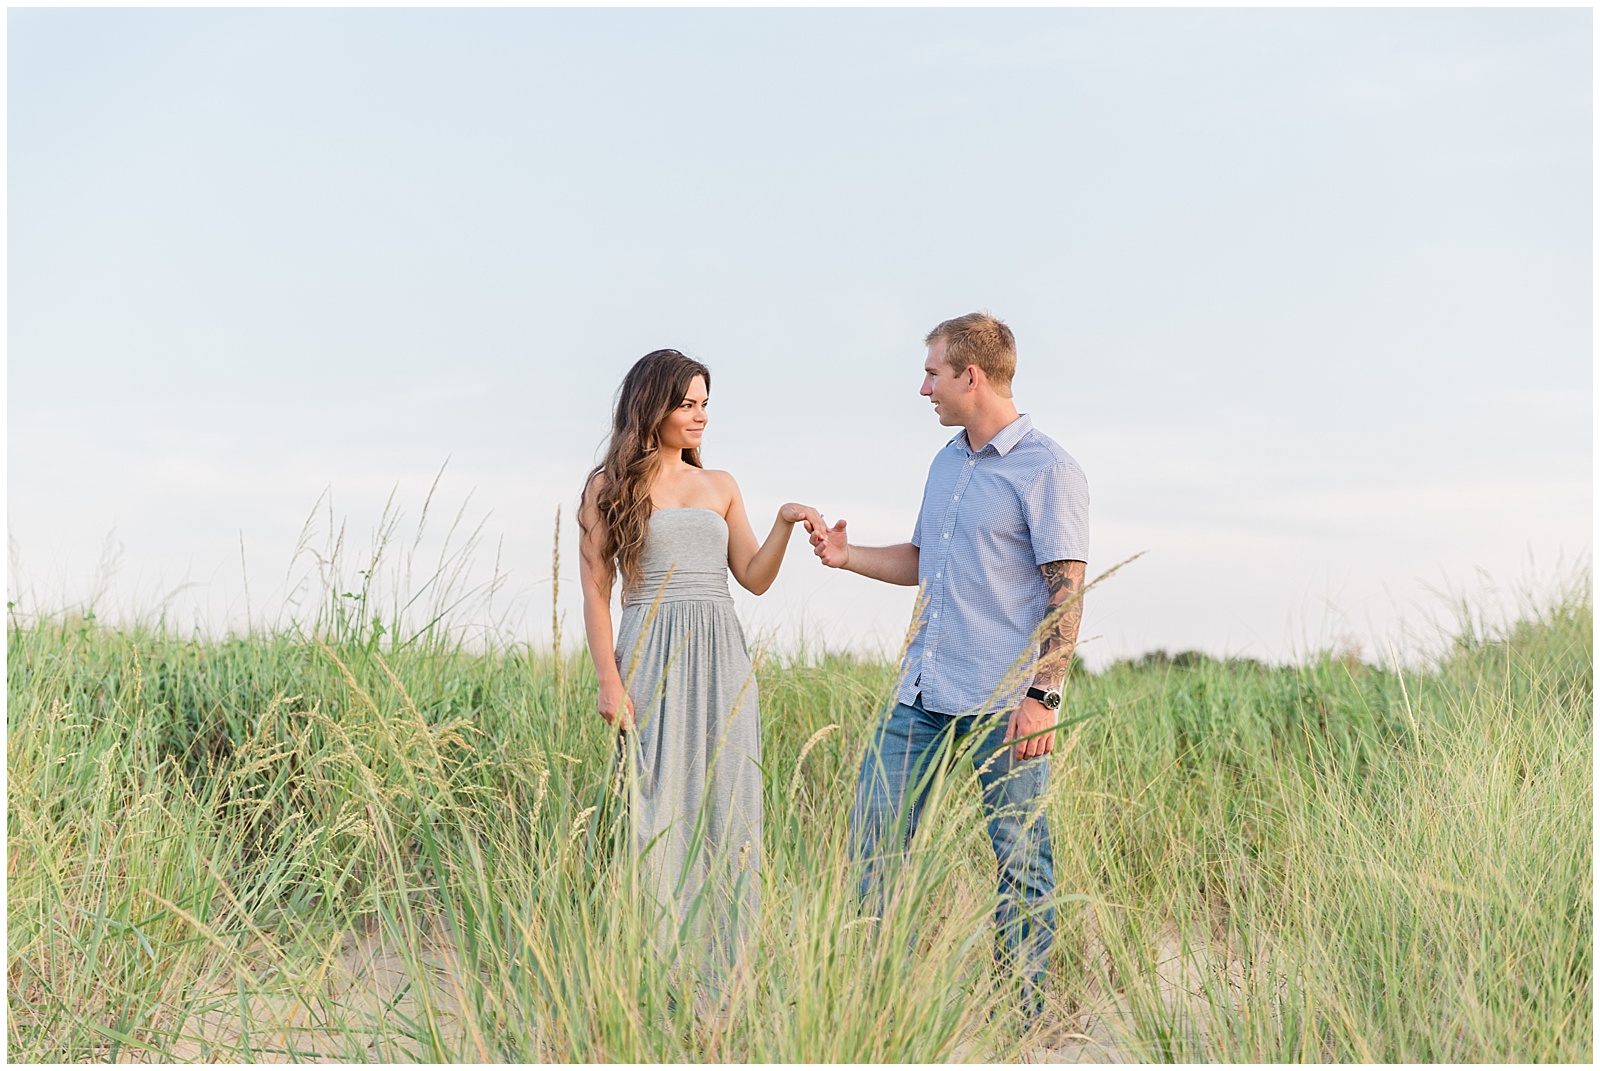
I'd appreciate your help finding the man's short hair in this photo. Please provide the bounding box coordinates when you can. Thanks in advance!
[926,312,1017,394]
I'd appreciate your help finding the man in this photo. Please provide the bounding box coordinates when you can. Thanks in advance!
[808,311,1088,1013]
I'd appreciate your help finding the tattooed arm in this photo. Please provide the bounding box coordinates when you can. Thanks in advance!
[1033,559,1087,692]
[1002,559,1087,761]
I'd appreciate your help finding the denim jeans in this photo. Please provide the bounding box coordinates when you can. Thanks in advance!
[848,695,1056,1004]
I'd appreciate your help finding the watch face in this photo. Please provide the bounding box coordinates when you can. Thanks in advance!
[1044,691,1062,710]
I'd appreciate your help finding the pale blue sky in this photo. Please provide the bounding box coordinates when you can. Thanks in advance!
[8,7,1592,667]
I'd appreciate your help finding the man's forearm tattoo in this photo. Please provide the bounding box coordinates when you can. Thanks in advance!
[1035,559,1086,689]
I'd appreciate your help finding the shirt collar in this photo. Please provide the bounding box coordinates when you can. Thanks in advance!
[958,413,1033,458]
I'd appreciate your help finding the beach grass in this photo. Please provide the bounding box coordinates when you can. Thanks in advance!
[5,543,1591,1061]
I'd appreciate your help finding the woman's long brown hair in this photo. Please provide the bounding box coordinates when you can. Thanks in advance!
[582,349,711,597]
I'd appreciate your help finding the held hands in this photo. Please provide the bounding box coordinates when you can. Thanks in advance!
[598,679,635,733]
[1002,695,1057,762]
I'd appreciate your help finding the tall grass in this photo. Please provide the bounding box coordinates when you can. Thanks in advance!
[1050,574,1592,1061]
[5,519,1591,1061]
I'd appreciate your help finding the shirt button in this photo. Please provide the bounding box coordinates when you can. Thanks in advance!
[943,533,950,539]
[932,611,938,619]
[968,459,975,466]
[936,572,941,579]
[952,494,959,501]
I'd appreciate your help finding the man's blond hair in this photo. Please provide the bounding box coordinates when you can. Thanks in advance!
[926,312,1017,395]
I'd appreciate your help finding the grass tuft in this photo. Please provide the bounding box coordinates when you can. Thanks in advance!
[6,558,1590,1061]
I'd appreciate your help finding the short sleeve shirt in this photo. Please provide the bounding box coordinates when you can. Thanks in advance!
[899,413,1089,717]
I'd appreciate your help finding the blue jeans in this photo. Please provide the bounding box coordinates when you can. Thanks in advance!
[848,695,1056,1002]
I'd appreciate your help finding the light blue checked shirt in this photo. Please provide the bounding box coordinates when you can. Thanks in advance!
[898,413,1090,718]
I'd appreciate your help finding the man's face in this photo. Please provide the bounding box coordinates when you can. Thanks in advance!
[920,338,971,427]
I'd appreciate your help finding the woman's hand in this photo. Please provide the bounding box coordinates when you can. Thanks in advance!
[598,679,635,732]
[778,502,822,528]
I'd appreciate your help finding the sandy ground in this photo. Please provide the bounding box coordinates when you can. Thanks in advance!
[102,927,472,1064]
[83,919,1248,1063]
[1016,924,1267,1064]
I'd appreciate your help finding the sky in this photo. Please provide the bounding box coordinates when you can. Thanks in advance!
[7,6,1593,670]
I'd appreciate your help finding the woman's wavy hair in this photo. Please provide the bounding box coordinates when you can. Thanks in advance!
[582,349,711,597]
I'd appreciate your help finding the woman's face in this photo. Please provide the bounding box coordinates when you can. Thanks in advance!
[657,374,709,452]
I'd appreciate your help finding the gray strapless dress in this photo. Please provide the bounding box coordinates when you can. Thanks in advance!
[614,508,762,961]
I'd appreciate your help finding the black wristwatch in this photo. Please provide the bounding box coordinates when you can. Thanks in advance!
[1026,686,1062,710]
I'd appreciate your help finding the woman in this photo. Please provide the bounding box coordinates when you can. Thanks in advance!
[578,348,818,965]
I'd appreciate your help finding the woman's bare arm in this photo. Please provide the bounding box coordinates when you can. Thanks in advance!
[718,472,820,596]
[577,475,633,730]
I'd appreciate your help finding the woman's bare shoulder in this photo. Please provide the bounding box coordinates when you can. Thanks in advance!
[700,468,742,503]
[701,467,739,488]
[580,470,608,514]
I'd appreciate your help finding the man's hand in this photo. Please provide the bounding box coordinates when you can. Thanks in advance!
[1002,695,1056,762]
[808,517,852,569]
[801,520,917,584]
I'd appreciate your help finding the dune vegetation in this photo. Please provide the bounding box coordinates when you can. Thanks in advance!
[6,516,1591,1062]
